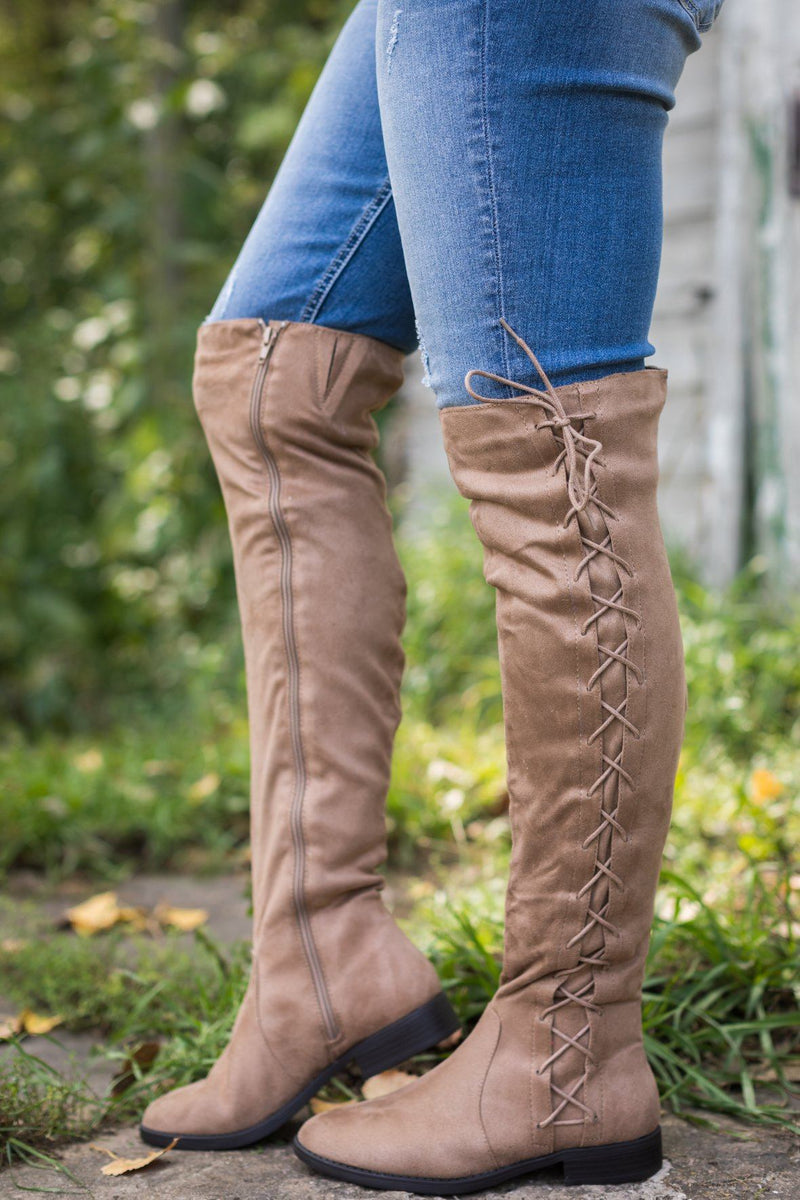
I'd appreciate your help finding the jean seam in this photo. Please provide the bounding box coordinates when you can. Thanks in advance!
[300,176,394,323]
[677,0,713,32]
[480,0,509,382]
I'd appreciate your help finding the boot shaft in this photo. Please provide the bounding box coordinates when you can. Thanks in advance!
[192,319,441,1061]
[441,352,684,1144]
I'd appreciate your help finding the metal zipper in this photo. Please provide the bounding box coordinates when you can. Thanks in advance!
[249,318,340,1043]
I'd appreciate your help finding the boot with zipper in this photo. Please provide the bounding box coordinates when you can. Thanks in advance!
[293,321,685,1192]
[140,318,458,1151]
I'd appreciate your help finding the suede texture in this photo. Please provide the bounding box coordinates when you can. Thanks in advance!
[298,367,684,1176]
[142,319,441,1139]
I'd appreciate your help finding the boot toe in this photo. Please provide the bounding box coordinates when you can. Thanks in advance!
[297,1091,427,1177]
[140,1079,211,1138]
[295,1014,505,1181]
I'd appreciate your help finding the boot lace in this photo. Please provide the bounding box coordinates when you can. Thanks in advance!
[465,320,641,1130]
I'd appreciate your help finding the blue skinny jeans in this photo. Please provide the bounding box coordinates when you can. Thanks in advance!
[207,0,723,408]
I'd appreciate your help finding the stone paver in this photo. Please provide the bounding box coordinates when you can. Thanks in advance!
[1,1116,797,1199]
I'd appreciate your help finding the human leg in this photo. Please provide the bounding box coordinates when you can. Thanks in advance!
[205,0,416,351]
[375,0,708,404]
[295,0,721,1188]
[140,0,457,1151]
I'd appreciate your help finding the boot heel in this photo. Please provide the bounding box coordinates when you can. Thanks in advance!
[561,1127,662,1186]
[351,993,460,1080]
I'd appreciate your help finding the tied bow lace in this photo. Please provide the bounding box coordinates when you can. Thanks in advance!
[464,318,602,515]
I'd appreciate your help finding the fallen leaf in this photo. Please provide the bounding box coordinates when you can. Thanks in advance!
[111,1041,161,1096]
[1,938,27,953]
[755,1061,800,1084]
[437,1027,463,1051]
[116,905,149,931]
[19,1009,63,1035]
[0,1010,62,1040]
[0,1014,21,1040]
[74,748,104,773]
[309,1096,355,1114]
[187,772,220,802]
[154,903,208,932]
[63,892,150,936]
[65,891,123,936]
[362,1069,416,1101]
[91,1138,178,1176]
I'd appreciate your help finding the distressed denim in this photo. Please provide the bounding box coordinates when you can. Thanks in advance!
[207,0,722,407]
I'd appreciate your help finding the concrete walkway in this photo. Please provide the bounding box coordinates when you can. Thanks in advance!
[1,1114,797,1199]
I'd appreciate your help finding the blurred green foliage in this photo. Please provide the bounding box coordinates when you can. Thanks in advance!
[1,0,352,728]
[2,496,798,887]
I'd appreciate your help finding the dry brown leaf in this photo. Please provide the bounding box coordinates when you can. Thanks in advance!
[154,903,208,932]
[19,1009,63,1035]
[361,1069,416,1101]
[65,891,123,936]
[309,1096,356,1114]
[111,1041,161,1096]
[755,1061,800,1084]
[438,1027,463,1051]
[91,1138,178,1176]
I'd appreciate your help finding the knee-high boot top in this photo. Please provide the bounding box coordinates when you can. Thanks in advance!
[141,319,458,1150]
[295,323,685,1191]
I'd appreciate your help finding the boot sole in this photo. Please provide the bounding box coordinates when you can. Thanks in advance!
[139,992,459,1151]
[293,1126,663,1193]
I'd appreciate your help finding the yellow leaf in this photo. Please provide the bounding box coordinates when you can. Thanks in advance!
[74,748,104,773]
[309,1096,355,1114]
[0,1010,62,1039]
[187,772,220,802]
[154,903,208,932]
[65,891,122,936]
[361,1069,416,1101]
[91,1138,178,1176]
[0,1014,21,1040]
[750,768,783,805]
[19,1009,63,1035]
[116,905,149,931]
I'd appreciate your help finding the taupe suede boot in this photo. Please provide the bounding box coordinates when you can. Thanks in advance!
[140,319,458,1151]
[294,322,685,1191]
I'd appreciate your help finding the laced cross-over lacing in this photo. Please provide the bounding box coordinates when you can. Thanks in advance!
[465,319,642,1129]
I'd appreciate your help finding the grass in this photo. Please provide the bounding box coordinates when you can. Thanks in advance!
[1,857,797,1166]
[415,867,799,1133]
[0,922,252,1164]
[1,499,798,883]
[0,494,798,1163]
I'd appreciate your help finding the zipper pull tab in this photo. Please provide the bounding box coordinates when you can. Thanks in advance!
[258,323,274,363]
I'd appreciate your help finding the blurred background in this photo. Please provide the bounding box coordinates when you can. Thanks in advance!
[0,0,798,1186]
